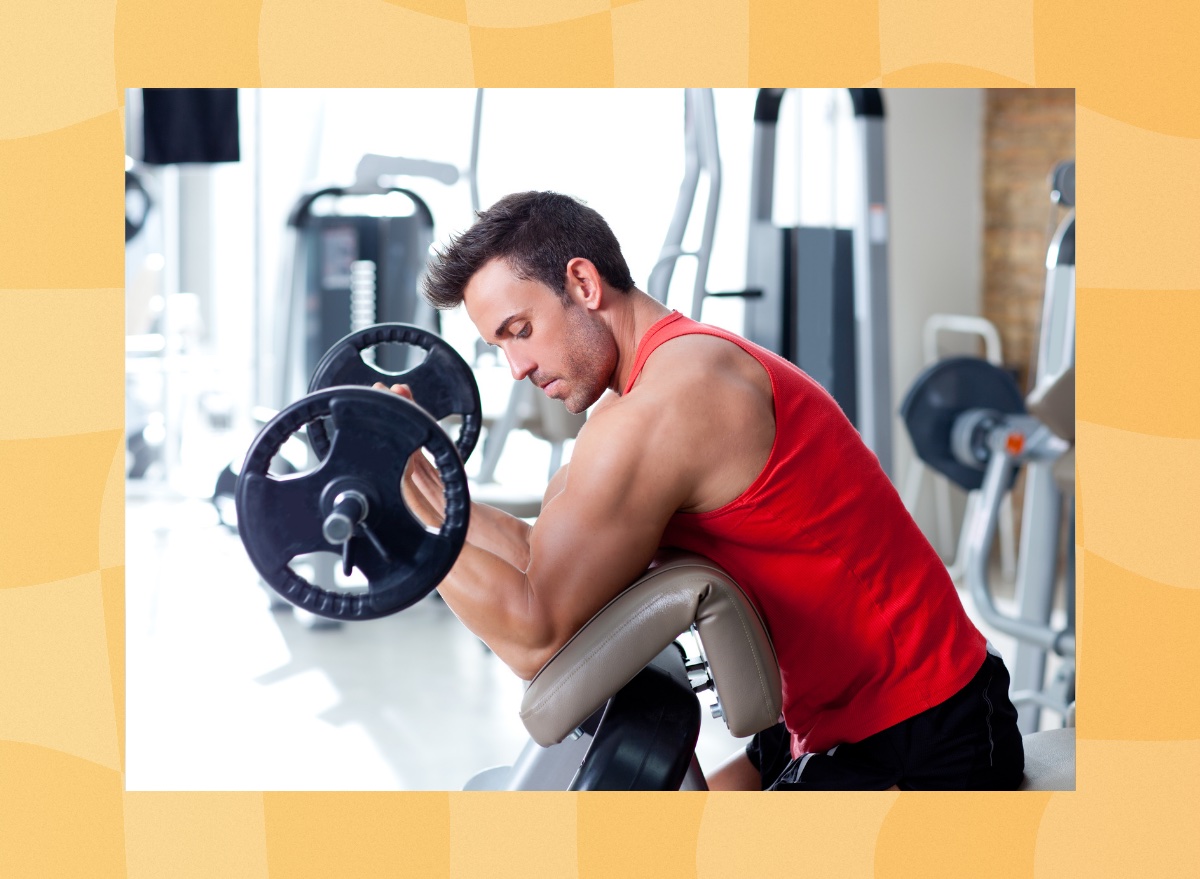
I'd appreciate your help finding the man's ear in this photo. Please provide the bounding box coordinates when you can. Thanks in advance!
[565,257,604,311]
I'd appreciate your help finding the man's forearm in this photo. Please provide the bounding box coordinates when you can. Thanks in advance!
[464,501,532,570]
[455,465,569,570]
[435,541,551,679]
[403,449,532,569]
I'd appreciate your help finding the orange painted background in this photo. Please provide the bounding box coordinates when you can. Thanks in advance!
[2,1,1198,876]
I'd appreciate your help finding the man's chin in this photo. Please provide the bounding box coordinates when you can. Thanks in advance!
[564,389,601,415]
[555,379,607,414]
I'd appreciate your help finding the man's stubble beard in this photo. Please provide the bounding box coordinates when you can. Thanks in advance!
[559,306,617,415]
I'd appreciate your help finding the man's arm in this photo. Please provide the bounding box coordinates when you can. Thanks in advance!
[383,381,531,569]
[400,439,564,574]
[395,385,613,575]
[430,399,691,679]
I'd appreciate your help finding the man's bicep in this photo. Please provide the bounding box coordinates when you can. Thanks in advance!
[525,434,683,640]
[543,462,569,508]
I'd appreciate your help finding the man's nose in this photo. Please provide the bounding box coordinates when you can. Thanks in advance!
[505,348,535,382]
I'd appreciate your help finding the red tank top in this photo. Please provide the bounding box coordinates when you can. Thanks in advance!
[625,312,986,755]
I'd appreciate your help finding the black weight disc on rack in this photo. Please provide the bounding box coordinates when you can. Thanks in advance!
[235,386,470,621]
[900,356,1027,491]
[307,323,481,462]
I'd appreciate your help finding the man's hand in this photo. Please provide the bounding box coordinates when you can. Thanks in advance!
[372,382,446,529]
[372,383,536,573]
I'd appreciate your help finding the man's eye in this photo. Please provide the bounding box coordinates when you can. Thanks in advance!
[516,325,531,339]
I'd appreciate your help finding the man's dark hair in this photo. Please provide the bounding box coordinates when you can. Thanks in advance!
[423,191,636,309]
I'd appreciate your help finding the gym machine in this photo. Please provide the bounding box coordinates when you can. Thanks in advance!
[901,160,1076,733]
[745,89,892,476]
[468,547,1072,792]
[652,89,894,477]
[214,88,484,531]
[211,162,444,535]
[274,96,482,409]
[465,554,782,791]
[647,88,721,320]
[278,159,445,407]
[901,315,1018,582]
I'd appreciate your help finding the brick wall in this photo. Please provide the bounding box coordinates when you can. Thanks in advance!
[983,89,1075,391]
[981,89,1075,569]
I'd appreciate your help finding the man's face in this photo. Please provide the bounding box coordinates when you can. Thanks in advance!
[463,259,616,414]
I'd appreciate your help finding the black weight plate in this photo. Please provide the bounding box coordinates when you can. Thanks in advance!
[307,323,481,462]
[569,664,701,791]
[213,455,296,533]
[900,356,1026,491]
[235,387,470,621]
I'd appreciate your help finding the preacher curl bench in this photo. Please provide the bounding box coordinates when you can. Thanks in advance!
[466,552,1075,792]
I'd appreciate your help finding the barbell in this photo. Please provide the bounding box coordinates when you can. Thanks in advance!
[235,324,480,620]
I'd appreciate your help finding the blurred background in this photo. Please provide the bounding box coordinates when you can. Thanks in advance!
[124,88,1075,790]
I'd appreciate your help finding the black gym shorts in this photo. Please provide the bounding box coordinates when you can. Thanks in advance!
[747,650,1024,790]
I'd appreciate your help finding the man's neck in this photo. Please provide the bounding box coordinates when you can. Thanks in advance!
[609,288,673,395]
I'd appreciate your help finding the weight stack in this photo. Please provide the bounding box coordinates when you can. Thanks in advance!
[302,213,430,378]
[743,226,857,425]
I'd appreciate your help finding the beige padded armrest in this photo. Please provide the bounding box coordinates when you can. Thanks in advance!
[1026,365,1075,442]
[519,552,783,748]
[1027,366,1074,494]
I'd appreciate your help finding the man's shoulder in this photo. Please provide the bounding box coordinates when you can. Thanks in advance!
[577,379,691,462]
[585,384,677,434]
[638,330,744,385]
[636,330,772,406]
[565,385,694,504]
[581,328,767,447]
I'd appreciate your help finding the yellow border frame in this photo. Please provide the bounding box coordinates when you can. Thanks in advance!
[3,1,1199,875]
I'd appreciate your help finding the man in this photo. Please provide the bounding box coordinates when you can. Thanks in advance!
[387,190,1023,791]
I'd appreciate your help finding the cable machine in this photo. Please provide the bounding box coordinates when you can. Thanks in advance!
[739,88,892,476]
[652,89,894,477]
[901,160,1076,732]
